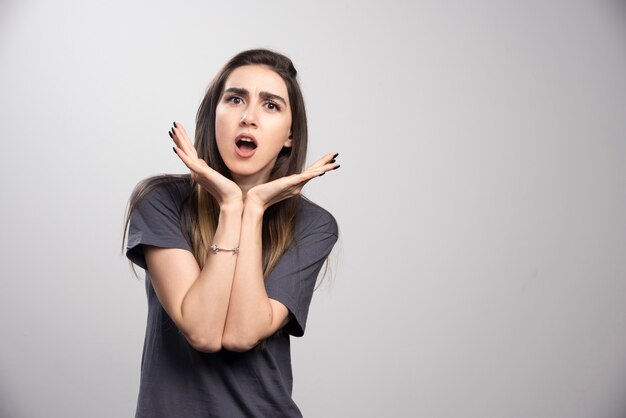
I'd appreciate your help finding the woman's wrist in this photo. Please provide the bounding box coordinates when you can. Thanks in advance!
[220,199,244,214]
[243,199,265,218]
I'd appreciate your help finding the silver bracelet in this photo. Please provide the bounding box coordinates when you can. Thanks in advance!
[209,244,239,255]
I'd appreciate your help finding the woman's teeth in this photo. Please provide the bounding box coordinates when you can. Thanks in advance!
[236,138,257,150]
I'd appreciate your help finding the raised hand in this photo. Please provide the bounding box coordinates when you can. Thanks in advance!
[170,122,242,207]
[246,152,340,211]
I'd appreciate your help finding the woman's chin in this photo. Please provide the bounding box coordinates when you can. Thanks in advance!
[226,162,273,183]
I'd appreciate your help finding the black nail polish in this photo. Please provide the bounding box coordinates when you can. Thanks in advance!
[318,172,325,177]
[173,121,177,128]
[168,131,173,138]
[332,165,340,170]
[330,159,336,164]
[333,153,339,159]
[173,147,177,154]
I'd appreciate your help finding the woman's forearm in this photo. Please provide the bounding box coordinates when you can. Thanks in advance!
[222,203,275,351]
[179,202,243,352]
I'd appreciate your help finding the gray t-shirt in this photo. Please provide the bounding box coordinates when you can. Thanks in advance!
[126,180,338,418]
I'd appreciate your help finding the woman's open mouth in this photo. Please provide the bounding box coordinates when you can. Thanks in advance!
[234,133,258,158]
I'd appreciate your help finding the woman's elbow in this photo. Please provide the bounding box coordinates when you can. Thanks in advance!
[185,332,222,353]
[221,332,258,352]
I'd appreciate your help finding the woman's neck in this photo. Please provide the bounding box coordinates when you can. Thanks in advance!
[231,157,279,200]
[233,172,269,201]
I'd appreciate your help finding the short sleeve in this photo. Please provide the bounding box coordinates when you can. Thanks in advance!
[265,208,338,337]
[126,184,193,270]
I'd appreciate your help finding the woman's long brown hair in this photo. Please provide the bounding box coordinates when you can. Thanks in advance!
[120,48,308,278]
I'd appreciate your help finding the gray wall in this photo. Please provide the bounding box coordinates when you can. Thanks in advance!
[1,0,625,417]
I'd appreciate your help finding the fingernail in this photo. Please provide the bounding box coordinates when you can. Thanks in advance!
[173,121,177,128]
[173,147,177,154]
[333,152,339,159]
[332,164,340,170]
[330,159,336,164]
[168,131,173,138]
[318,172,325,177]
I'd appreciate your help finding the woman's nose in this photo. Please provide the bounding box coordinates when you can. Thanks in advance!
[240,108,258,127]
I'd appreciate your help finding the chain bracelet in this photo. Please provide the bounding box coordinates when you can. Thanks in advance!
[209,244,240,255]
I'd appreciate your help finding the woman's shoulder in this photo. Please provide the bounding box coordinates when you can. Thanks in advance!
[296,197,338,237]
[131,174,193,209]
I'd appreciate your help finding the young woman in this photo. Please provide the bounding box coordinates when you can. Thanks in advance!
[121,49,339,417]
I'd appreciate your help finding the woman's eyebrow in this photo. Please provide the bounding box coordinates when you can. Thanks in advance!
[224,87,248,97]
[224,87,287,106]
[259,91,287,106]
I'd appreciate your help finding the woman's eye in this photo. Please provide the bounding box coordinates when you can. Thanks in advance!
[266,102,281,111]
[227,96,243,104]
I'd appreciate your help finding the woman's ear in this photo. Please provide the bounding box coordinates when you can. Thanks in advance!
[283,130,293,148]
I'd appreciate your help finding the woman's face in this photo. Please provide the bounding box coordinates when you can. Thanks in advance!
[215,64,292,183]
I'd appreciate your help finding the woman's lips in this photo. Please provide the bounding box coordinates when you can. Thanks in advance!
[234,133,258,158]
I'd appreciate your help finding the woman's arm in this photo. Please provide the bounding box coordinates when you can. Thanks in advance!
[222,153,339,352]
[220,203,290,352]
[143,122,243,353]
[144,201,242,353]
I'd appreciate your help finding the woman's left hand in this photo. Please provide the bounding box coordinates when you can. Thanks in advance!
[246,152,340,212]
[170,121,243,208]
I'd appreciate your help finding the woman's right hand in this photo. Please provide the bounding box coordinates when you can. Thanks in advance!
[170,122,242,208]
[246,152,339,212]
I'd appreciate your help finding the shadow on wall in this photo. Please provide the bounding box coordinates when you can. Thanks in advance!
[0,379,18,418]
[611,0,626,24]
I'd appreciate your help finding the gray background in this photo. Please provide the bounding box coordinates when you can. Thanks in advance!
[1,0,625,417]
